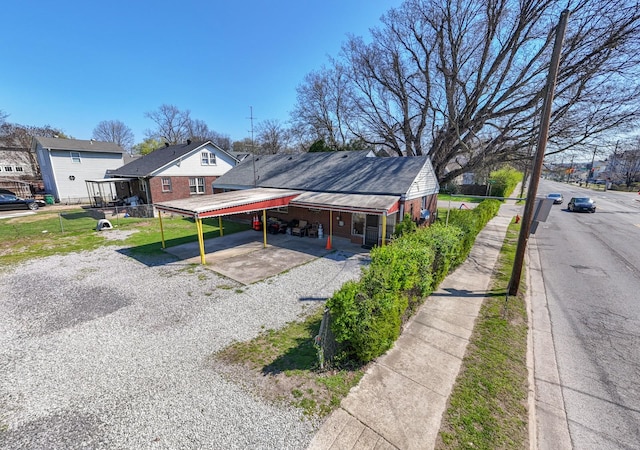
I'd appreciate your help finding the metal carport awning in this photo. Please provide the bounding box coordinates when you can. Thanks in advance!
[289,191,400,246]
[153,188,402,265]
[289,191,400,215]
[154,188,302,264]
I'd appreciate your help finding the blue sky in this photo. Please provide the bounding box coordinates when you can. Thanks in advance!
[1,0,401,145]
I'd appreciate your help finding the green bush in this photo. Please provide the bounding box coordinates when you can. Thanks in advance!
[327,199,501,364]
[393,213,417,238]
[419,223,464,289]
[488,166,522,198]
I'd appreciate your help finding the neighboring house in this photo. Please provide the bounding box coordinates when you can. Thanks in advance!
[105,140,241,205]
[0,137,41,197]
[33,137,125,203]
[209,151,440,247]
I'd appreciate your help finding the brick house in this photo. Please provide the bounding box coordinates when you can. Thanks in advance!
[105,140,240,205]
[207,151,440,247]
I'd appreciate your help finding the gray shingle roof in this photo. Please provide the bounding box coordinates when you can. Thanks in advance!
[213,151,435,196]
[34,137,123,153]
[108,141,212,177]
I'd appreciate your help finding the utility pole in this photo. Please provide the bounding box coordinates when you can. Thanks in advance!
[509,9,570,296]
[248,106,258,188]
[587,146,597,186]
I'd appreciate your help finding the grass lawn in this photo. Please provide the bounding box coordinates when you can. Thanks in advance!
[212,308,365,417]
[436,219,529,449]
[438,193,485,203]
[0,208,250,267]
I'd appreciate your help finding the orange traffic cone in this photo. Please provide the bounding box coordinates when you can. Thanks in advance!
[325,236,332,250]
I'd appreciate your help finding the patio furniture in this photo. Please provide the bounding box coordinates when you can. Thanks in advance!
[291,220,309,237]
[308,223,319,238]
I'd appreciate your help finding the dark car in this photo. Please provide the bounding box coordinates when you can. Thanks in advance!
[568,197,596,213]
[547,193,563,204]
[0,194,39,211]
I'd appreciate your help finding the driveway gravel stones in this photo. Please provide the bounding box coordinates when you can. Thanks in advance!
[0,245,368,449]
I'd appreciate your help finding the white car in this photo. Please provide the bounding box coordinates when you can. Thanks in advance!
[547,193,563,204]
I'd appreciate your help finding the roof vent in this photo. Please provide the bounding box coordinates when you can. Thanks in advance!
[187,139,191,145]
[341,154,348,158]
[288,157,293,160]
[165,142,170,147]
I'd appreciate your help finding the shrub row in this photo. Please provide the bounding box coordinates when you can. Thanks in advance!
[488,166,523,198]
[327,199,502,363]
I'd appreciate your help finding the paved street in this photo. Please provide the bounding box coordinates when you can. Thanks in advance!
[532,180,640,449]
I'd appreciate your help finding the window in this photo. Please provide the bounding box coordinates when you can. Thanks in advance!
[15,166,24,172]
[352,213,365,235]
[71,152,81,163]
[189,177,205,194]
[201,152,217,165]
[161,177,172,192]
[4,166,13,172]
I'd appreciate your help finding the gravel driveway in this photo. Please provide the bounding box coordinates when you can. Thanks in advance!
[0,244,368,449]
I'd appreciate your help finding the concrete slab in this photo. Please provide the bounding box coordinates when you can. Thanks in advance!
[163,230,367,285]
[308,408,352,450]
[341,364,448,450]
[327,414,366,449]
[378,332,462,398]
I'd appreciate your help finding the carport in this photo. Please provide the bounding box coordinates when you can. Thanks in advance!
[154,188,301,264]
[154,187,401,265]
[288,191,400,248]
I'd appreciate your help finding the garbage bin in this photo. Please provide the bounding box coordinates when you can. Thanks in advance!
[44,194,54,205]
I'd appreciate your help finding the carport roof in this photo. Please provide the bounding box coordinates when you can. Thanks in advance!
[154,187,402,219]
[289,191,400,215]
[154,188,302,218]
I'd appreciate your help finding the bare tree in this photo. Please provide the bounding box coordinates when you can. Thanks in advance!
[293,0,640,183]
[291,64,356,150]
[186,119,232,150]
[256,119,291,154]
[92,120,134,151]
[144,104,192,144]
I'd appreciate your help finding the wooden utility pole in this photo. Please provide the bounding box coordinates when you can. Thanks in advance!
[509,9,570,296]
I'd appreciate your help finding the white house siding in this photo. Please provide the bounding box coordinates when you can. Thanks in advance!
[48,150,124,203]
[406,160,440,200]
[152,145,236,177]
[0,149,37,178]
[35,149,56,198]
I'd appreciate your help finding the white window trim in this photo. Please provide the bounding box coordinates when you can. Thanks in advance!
[201,151,217,166]
[161,177,172,192]
[71,152,81,163]
[189,177,205,194]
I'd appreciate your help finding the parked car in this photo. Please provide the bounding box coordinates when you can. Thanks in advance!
[547,193,563,204]
[568,197,596,213]
[0,194,39,211]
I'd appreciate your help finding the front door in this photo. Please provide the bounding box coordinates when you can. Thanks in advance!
[364,215,379,248]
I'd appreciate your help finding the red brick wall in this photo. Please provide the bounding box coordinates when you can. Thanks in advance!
[148,176,218,203]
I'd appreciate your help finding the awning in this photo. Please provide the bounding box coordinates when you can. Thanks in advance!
[289,191,400,215]
[154,187,302,218]
[85,178,136,183]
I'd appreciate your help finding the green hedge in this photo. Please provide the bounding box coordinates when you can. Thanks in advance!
[327,199,501,363]
[488,166,522,198]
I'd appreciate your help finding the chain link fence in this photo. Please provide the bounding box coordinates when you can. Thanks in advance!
[1,205,155,238]
[314,307,339,369]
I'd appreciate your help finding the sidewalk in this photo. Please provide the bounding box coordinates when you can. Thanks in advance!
[308,201,519,450]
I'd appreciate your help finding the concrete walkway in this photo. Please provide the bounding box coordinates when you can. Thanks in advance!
[308,202,518,450]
